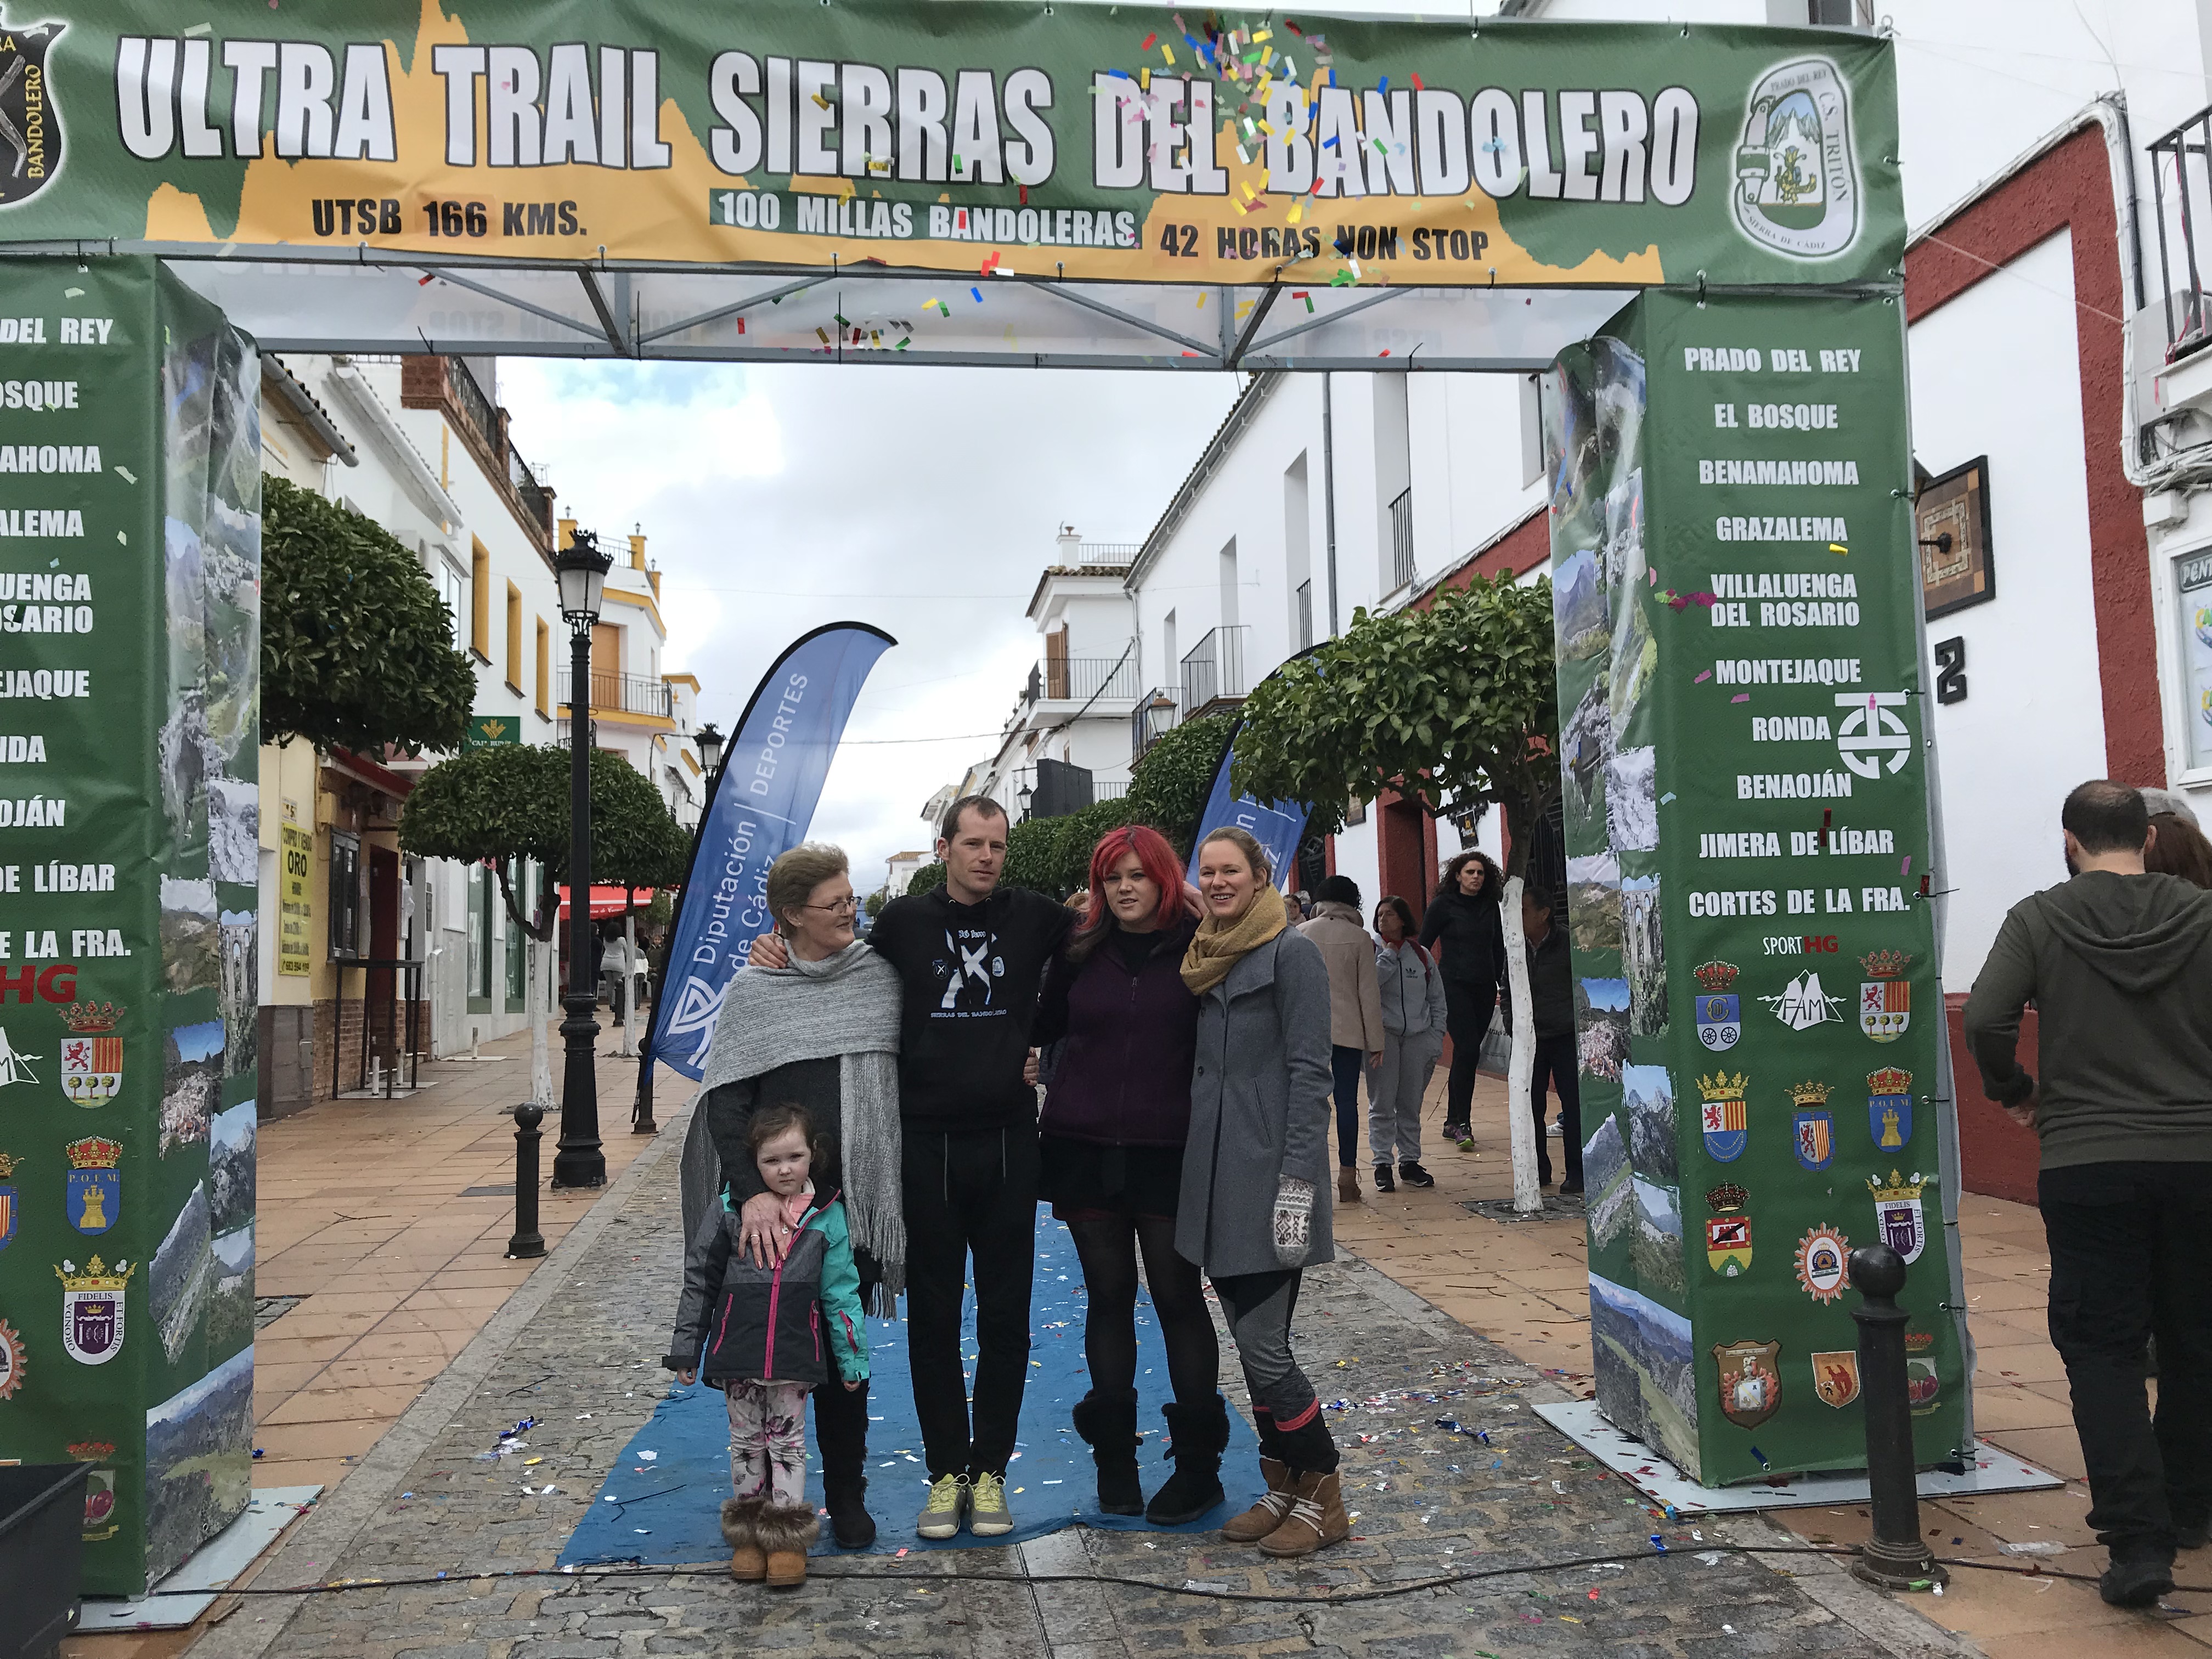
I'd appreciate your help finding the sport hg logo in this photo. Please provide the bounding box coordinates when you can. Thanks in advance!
[0,14,63,207]
[1733,58,1859,260]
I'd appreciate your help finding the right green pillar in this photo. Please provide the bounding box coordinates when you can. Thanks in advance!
[1545,287,1967,1486]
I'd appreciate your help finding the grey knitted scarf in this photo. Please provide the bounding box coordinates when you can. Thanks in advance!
[696,940,905,1308]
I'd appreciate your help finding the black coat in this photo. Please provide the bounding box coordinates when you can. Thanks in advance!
[1418,889,1506,991]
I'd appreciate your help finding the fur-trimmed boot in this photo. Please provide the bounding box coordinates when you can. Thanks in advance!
[1256,1469,1350,1558]
[1070,1390,1144,1516]
[721,1496,766,1581]
[753,1500,821,1589]
[1147,1395,1230,1526]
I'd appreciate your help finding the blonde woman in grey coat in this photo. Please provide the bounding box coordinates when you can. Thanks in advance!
[1175,827,1347,1560]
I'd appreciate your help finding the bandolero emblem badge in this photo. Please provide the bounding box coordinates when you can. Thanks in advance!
[0,15,64,210]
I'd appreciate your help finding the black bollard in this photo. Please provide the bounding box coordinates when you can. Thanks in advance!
[507,1104,547,1261]
[1847,1242,1945,1590]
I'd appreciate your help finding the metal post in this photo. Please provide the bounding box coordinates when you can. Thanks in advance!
[552,624,606,1188]
[1848,1243,1945,1590]
[507,1104,546,1259]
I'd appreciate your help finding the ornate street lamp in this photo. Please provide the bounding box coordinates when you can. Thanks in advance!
[1017,778,1034,823]
[693,721,725,776]
[552,528,614,1189]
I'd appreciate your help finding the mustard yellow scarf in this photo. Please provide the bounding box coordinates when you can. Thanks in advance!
[1180,886,1288,997]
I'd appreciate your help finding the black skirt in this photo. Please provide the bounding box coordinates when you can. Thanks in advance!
[1038,1133,1186,1222]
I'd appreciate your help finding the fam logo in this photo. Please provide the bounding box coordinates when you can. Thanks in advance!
[1733,58,1859,260]
[0,1022,39,1086]
[1760,969,1844,1030]
[1691,961,1741,1052]
[0,15,64,208]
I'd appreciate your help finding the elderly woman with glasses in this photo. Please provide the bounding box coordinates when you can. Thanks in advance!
[686,842,905,1551]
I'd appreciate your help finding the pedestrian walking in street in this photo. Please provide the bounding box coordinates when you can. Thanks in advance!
[749,795,1072,1541]
[665,1104,870,1590]
[1178,828,1348,1559]
[1367,896,1446,1192]
[1504,883,1581,1192]
[1419,851,1506,1149]
[1963,780,2212,1609]
[691,842,902,1549]
[1297,874,1386,1205]
[1034,826,1227,1525]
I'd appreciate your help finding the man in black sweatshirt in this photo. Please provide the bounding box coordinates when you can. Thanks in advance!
[752,794,1071,1539]
[1965,780,2212,1609]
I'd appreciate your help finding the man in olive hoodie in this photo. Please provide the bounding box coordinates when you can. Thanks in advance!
[1965,780,2212,1609]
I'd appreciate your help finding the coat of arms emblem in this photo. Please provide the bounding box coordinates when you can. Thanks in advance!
[0,16,64,209]
[0,1149,16,1250]
[54,1255,133,1364]
[1791,1081,1835,1170]
[1867,1066,1914,1149]
[1811,1350,1860,1408]
[1693,962,1742,1053]
[0,1316,22,1399]
[1858,954,1911,1044]
[1697,1071,1749,1163]
[1795,1223,1850,1304]
[1868,1168,1928,1265]
[66,1440,117,1541]
[64,1136,120,1234]
[1733,58,1861,261]
[1705,1183,1752,1276]
[59,1002,123,1105]
[1713,1338,1782,1429]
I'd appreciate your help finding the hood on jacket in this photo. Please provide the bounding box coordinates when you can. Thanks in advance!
[2032,871,2212,996]
[1311,900,1365,927]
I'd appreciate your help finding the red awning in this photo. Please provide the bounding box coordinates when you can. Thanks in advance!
[557,885,654,921]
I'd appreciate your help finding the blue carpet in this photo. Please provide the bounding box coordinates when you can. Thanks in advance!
[560,1218,1261,1561]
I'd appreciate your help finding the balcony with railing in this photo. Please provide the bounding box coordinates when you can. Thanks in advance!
[1180,625,1249,716]
[1038,651,1139,703]
[559,671,673,722]
[1388,487,1416,591]
[399,354,557,548]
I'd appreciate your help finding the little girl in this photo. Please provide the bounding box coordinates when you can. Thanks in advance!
[665,1103,869,1588]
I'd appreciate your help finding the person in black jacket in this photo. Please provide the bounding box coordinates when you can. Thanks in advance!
[750,794,1073,1542]
[1418,850,1507,1147]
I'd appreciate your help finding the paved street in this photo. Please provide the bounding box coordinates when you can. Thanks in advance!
[169,1086,1970,1659]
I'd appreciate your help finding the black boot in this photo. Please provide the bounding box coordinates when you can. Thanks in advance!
[815,1375,877,1548]
[1272,1407,1341,1477]
[1147,1395,1230,1525]
[1071,1390,1143,1515]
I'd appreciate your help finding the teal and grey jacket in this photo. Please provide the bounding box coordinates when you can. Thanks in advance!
[663,1194,870,1386]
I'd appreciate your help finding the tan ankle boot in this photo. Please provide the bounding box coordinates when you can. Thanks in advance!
[1257,1469,1350,1558]
[727,1543,767,1580]
[721,1497,766,1580]
[1220,1457,1294,1543]
[1337,1167,1359,1204]
[755,1502,820,1590]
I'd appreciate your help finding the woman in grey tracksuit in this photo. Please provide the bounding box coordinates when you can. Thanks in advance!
[1367,895,1448,1188]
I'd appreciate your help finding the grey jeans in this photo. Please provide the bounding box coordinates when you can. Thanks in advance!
[1365,1032,1440,1166]
[1212,1268,1317,1425]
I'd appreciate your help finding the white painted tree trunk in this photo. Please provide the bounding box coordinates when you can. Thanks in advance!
[617,909,637,1058]
[527,934,552,1106]
[1499,873,1542,1214]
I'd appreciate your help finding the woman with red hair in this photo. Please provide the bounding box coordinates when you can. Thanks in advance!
[1033,825,1226,1525]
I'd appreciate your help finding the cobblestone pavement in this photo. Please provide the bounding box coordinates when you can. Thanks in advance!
[191,1107,1971,1659]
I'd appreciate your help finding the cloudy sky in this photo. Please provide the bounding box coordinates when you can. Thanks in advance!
[499,360,1239,886]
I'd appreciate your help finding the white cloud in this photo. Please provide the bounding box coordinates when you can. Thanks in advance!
[499,360,1238,883]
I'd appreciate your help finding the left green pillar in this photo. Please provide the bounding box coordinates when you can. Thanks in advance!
[0,257,260,1595]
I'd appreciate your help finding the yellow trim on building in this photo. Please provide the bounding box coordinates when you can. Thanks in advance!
[557,703,677,732]
[602,584,667,636]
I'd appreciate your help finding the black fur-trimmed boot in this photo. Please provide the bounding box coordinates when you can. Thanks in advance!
[754,1500,822,1589]
[1146,1395,1230,1526]
[1070,1389,1144,1515]
[721,1496,767,1581]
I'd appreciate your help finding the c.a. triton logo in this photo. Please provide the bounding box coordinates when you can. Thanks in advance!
[0,14,64,208]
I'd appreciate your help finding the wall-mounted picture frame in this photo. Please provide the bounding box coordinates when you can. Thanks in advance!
[1916,455,1995,620]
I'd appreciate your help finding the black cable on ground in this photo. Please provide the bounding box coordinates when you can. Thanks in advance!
[125,1539,2210,1606]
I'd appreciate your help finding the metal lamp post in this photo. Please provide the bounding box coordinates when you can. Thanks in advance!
[552,528,614,1189]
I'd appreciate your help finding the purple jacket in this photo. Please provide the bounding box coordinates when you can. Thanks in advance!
[1035,918,1200,1149]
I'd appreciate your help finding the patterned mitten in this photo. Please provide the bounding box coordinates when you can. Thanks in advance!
[1272,1177,1316,1267]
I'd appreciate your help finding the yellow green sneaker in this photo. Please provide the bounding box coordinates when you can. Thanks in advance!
[969,1470,1014,1537]
[916,1472,968,1539]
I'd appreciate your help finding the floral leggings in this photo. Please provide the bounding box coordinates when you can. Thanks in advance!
[726,1379,811,1506]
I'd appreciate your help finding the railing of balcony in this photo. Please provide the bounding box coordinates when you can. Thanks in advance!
[1180,625,1249,713]
[1389,487,1416,590]
[2152,104,2212,360]
[562,672,672,719]
[1093,780,1131,800]
[1041,653,1139,701]
[510,448,554,538]
[1131,687,1179,760]
[1077,540,1141,564]
[449,355,503,462]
